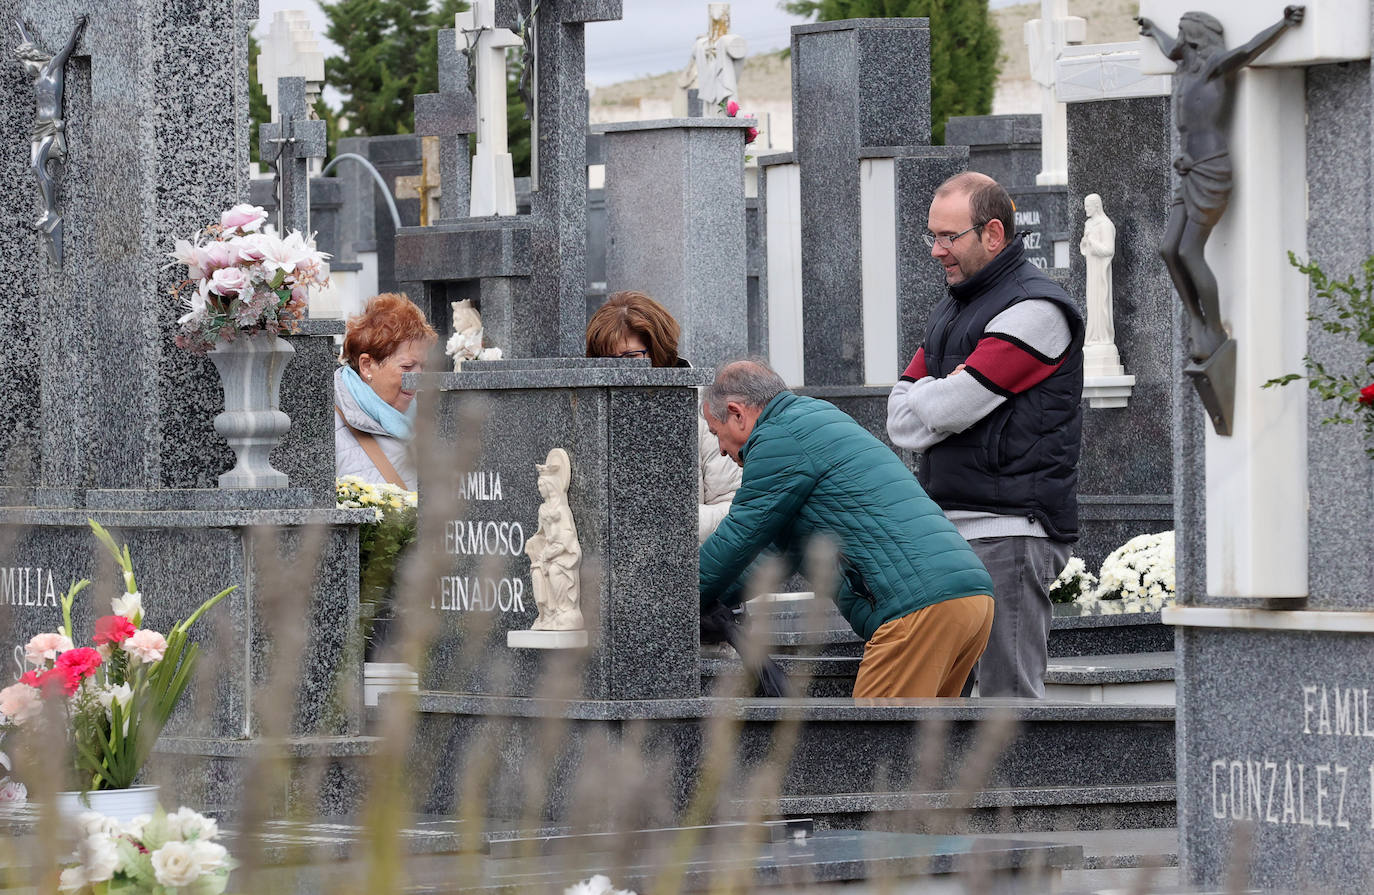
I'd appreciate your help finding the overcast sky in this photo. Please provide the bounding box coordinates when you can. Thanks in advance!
[255,0,1026,88]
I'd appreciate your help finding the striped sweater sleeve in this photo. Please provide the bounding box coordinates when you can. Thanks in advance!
[886,300,1072,448]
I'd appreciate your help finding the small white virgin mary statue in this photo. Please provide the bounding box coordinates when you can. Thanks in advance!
[1080,193,1124,376]
[525,448,583,631]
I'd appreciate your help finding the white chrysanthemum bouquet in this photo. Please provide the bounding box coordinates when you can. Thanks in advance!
[168,204,330,355]
[1074,530,1176,615]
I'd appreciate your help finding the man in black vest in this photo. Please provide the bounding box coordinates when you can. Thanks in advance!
[886,172,1084,698]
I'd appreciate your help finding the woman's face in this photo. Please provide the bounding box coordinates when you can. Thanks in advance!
[359,338,429,413]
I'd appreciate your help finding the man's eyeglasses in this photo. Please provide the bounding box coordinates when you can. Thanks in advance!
[923,222,984,249]
[616,349,650,358]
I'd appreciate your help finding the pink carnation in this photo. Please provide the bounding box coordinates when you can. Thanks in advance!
[122,629,168,664]
[0,683,42,724]
[55,647,103,682]
[24,632,73,666]
[93,615,136,646]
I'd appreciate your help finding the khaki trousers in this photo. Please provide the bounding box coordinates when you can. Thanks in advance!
[851,594,995,698]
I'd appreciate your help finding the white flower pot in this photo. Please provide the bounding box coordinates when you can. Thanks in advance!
[208,332,295,489]
[55,784,160,825]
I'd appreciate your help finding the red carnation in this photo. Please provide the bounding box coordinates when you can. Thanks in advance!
[55,647,103,682]
[17,670,42,687]
[93,615,136,646]
[34,666,79,696]
[1359,383,1374,406]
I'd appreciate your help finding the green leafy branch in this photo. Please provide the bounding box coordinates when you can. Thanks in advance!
[1263,252,1374,454]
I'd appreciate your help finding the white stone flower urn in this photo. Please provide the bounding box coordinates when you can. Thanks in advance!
[207,332,294,489]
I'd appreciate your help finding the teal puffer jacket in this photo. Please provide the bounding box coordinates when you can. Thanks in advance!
[699,392,993,642]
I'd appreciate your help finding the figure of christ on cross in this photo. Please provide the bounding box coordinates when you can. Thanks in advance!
[1136,5,1304,366]
[14,15,86,264]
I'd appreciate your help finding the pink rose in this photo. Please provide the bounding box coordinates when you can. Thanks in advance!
[122,629,168,664]
[24,632,73,666]
[0,683,42,724]
[208,266,249,297]
[726,100,740,117]
[746,127,759,145]
[220,203,268,234]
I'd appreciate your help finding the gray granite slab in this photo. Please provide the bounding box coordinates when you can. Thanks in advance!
[419,373,698,700]
[603,119,750,370]
[1177,626,1374,892]
[792,17,931,386]
[945,113,1042,188]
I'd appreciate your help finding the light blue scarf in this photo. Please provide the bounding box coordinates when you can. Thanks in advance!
[341,365,417,441]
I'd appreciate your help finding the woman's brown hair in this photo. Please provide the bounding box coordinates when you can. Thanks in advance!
[585,291,681,368]
[341,292,438,371]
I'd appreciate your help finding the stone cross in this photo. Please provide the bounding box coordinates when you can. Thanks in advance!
[413,27,477,222]
[459,0,523,216]
[259,76,328,236]
[1024,0,1084,186]
[258,11,325,126]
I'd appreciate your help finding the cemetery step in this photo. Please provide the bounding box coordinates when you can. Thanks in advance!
[749,596,1172,658]
[412,695,1176,827]
[724,782,1176,836]
[701,651,1176,704]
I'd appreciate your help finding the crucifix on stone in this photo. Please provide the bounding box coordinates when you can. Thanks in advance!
[259,76,327,235]
[1024,0,1084,186]
[413,27,477,223]
[459,0,523,216]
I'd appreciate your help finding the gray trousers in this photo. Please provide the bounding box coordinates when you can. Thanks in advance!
[964,536,1071,698]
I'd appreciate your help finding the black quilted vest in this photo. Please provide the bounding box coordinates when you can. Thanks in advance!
[916,237,1084,542]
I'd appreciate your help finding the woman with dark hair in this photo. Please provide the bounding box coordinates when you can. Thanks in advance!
[586,291,741,541]
[335,292,438,489]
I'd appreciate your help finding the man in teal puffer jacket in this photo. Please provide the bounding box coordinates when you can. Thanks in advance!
[700,360,995,698]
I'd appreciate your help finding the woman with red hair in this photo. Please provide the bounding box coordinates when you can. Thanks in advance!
[335,293,438,489]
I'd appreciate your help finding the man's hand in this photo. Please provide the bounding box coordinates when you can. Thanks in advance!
[1284,5,1305,26]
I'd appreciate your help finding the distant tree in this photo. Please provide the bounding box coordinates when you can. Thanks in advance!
[321,0,469,138]
[507,56,531,178]
[781,0,999,144]
[248,36,271,165]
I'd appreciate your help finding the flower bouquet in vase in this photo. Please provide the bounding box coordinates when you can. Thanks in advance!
[168,203,331,488]
[0,521,234,822]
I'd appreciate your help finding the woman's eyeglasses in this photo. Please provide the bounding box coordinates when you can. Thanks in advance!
[616,349,650,358]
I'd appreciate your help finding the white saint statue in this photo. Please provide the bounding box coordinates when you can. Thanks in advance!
[525,448,583,631]
[1080,193,1123,376]
[691,3,748,117]
[445,299,502,369]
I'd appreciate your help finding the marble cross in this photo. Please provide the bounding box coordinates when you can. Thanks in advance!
[459,0,524,216]
[259,76,328,235]
[413,27,477,222]
[1024,0,1084,186]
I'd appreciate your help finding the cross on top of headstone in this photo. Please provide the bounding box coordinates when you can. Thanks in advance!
[1025,0,1084,186]
[259,11,326,123]
[259,77,327,235]
[414,27,478,222]
[460,0,524,215]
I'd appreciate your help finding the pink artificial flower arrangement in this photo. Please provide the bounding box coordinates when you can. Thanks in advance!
[168,203,331,355]
[0,521,233,792]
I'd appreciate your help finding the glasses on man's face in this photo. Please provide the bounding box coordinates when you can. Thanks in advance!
[616,349,650,358]
[923,222,984,249]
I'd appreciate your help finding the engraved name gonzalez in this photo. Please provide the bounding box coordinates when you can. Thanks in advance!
[1208,684,1374,830]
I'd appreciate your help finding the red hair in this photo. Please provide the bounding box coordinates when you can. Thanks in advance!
[585,291,681,368]
[342,293,437,371]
